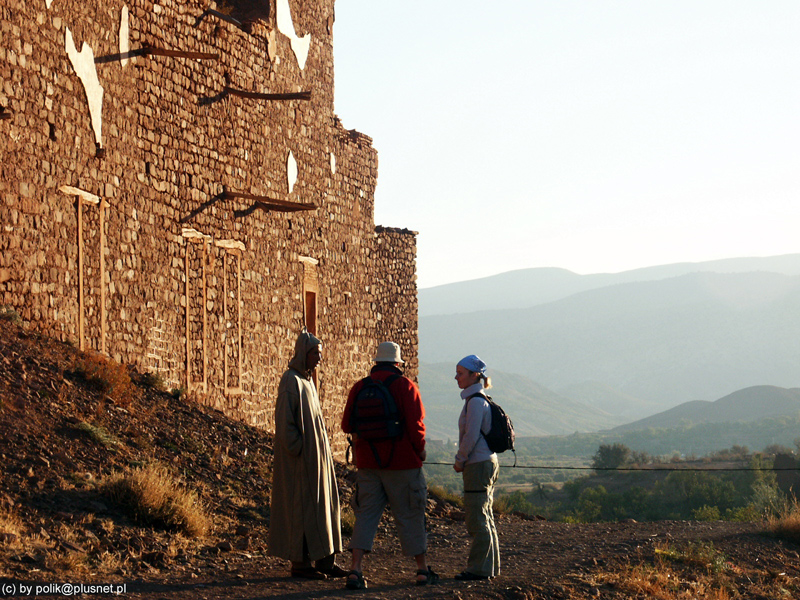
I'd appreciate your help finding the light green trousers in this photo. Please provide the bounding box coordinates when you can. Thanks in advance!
[462,458,500,577]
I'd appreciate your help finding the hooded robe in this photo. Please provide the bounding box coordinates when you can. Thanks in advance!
[268,332,342,562]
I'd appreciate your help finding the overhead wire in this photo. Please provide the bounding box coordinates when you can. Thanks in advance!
[422,461,800,472]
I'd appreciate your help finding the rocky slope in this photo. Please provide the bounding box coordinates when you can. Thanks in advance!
[0,317,797,599]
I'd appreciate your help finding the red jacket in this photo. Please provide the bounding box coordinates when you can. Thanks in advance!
[341,365,426,470]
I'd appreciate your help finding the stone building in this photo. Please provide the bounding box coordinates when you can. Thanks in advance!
[0,0,418,455]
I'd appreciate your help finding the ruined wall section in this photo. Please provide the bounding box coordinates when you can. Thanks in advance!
[374,226,419,383]
[0,0,417,455]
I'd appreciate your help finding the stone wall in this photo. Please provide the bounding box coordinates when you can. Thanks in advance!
[374,225,419,380]
[0,0,418,457]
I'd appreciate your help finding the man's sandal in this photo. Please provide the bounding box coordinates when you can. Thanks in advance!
[290,566,327,579]
[319,564,350,578]
[415,568,440,586]
[455,571,489,581]
[345,570,367,590]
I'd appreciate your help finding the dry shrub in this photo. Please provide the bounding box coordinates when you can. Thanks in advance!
[102,464,209,537]
[140,371,166,391]
[73,352,135,407]
[0,508,24,549]
[768,497,800,543]
[601,562,733,600]
[340,506,355,537]
[47,550,89,576]
[597,542,734,600]
[428,484,464,508]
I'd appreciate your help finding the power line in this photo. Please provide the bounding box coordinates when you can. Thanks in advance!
[422,461,800,472]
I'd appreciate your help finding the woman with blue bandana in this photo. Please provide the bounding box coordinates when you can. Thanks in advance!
[452,354,500,581]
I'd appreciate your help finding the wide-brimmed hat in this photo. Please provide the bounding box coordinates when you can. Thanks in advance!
[373,341,404,364]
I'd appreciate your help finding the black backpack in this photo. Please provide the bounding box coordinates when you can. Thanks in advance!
[468,392,516,463]
[348,374,403,467]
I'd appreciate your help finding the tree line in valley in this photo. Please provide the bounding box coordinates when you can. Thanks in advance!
[424,438,800,523]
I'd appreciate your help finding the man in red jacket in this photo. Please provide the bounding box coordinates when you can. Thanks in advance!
[341,342,438,589]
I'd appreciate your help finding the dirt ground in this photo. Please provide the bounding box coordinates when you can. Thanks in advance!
[103,518,797,600]
[1,318,799,599]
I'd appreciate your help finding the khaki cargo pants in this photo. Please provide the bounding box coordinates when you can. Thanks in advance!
[462,458,500,577]
[348,467,428,557]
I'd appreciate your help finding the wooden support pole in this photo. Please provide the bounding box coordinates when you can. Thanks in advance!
[77,198,85,352]
[223,87,311,101]
[223,251,229,390]
[236,250,242,391]
[61,186,100,352]
[201,239,208,394]
[99,200,107,354]
[185,246,191,395]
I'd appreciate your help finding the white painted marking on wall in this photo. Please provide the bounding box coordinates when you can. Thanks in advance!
[330,153,336,174]
[65,27,104,145]
[276,0,311,70]
[120,6,130,67]
[287,151,298,193]
[46,0,53,8]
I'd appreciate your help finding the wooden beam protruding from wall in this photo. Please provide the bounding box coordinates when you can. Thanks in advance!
[139,44,219,61]
[225,190,317,217]
[223,87,311,102]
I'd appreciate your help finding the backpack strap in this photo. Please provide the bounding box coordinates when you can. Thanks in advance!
[363,374,402,469]
[468,392,517,466]
[466,392,491,437]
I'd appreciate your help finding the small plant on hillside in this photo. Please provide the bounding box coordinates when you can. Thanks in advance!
[102,464,210,537]
[0,306,22,325]
[655,541,729,575]
[693,505,722,521]
[600,561,734,600]
[72,352,135,407]
[0,507,24,549]
[494,490,535,515]
[749,481,786,516]
[428,484,464,508]
[597,541,735,599]
[75,421,120,452]
[140,371,166,391]
[767,497,800,544]
[341,506,355,536]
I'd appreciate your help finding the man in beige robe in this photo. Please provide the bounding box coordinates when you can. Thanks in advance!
[268,332,346,579]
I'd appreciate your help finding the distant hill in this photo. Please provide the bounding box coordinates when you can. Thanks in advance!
[419,362,623,441]
[556,381,661,421]
[419,254,800,316]
[612,385,800,432]
[420,271,800,407]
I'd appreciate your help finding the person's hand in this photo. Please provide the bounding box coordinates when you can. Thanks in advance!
[453,463,464,473]
[418,449,427,462]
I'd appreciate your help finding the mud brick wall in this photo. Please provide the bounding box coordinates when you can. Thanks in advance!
[0,0,418,457]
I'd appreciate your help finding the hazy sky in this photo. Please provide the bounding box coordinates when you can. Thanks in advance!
[332,1,800,289]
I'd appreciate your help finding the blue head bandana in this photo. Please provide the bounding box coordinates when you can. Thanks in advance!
[457,354,487,375]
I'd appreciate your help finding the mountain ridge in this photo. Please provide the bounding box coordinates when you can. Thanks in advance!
[420,253,800,316]
[420,270,800,407]
[419,361,625,441]
[612,385,800,433]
